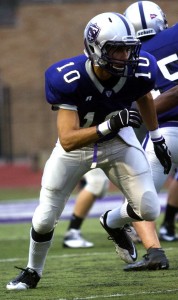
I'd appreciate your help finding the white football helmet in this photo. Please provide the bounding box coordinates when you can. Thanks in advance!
[124,1,168,39]
[84,12,141,77]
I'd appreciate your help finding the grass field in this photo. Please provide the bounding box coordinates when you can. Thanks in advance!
[1,216,178,300]
[0,187,40,201]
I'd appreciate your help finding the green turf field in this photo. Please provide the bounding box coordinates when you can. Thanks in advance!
[1,216,178,300]
[0,187,40,201]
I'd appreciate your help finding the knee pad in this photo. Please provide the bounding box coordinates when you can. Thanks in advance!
[32,204,58,234]
[32,186,67,234]
[140,191,160,221]
[84,170,109,198]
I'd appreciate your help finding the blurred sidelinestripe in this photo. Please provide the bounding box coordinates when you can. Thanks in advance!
[0,193,167,223]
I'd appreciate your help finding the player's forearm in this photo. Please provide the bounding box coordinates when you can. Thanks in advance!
[58,126,100,152]
[57,109,100,151]
[142,109,158,131]
[137,93,159,131]
[154,86,178,114]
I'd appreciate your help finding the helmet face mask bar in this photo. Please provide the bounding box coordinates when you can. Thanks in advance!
[84,12,141,77]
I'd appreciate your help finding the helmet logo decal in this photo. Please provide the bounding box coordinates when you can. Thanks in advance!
[150,14,157,19]
[105,90,112,97]
[87,23,100,43]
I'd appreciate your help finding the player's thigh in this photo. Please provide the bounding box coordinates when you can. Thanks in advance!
[144,131,177,192]
[41,146,88,191]
[160,127,178,164]
[33,148,90,232]
[106,146,159,219]
[106,146,152,192]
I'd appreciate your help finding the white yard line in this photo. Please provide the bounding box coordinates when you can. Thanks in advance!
[71,289,178,299]
[0,248,174,263]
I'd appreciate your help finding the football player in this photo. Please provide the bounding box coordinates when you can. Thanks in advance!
[62,1,178,250]
[63,168,109,248]
[6,12,171,289]
[159,170,178,241]
[123,0,178,271]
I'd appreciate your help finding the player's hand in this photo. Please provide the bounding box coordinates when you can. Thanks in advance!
[152,137,172,174]
[109,109,142,132]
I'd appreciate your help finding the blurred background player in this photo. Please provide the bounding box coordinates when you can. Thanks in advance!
[159,170,178,241]
[63,168,109,248]
[123,0,178,270]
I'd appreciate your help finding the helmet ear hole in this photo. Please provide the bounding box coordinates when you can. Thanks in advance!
[89,45,94,53]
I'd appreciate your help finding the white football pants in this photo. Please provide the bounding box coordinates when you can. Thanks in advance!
[143,124,178,192]
[32,129,160,234]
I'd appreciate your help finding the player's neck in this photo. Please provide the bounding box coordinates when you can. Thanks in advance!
[92,65,120,87]
[93,65,112,81]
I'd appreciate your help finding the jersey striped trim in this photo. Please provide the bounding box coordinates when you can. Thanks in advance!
[159,121,178,128]
[142,133,149,151]
[58,104,77,111]
[142,121,178,150]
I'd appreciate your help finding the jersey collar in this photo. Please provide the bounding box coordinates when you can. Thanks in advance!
[85,59,127,94]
